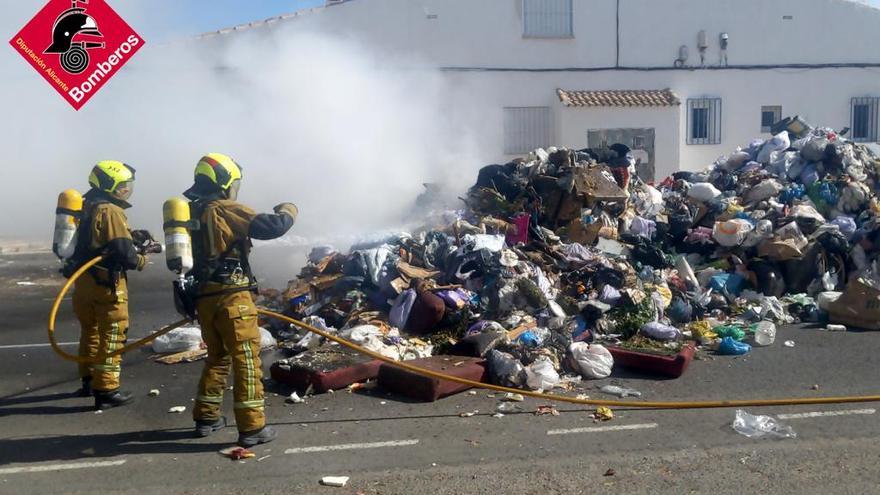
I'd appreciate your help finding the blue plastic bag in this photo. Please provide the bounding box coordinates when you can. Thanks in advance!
[517,330,540,347]
[718,336,751,356]
[709,273,748,296]
[832,216,857,240]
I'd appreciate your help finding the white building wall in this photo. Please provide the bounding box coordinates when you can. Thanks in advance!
[445,67,880,172]
[237,0,880,69]
[194,0,880,176]
[620,0,880,67]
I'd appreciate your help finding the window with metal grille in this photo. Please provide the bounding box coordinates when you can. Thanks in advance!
[523,0,573,38]
[687,98,722,145]
[503,107,552,154]
[852,97,879,142]
[761,106,782,133]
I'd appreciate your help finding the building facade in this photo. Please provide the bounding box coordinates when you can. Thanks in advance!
[197,0,880,181]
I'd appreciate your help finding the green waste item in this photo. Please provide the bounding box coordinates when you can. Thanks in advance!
[714,325,746,341]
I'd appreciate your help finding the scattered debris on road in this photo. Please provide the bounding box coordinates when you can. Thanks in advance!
[320,476,350,487]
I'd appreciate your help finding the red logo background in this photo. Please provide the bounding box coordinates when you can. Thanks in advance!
[9,0,145,110]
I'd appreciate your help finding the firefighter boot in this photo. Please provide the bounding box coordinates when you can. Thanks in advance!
[237,426,277,448]
[194,416,227,438]
[77,377,93,397]
[94,389,134,410]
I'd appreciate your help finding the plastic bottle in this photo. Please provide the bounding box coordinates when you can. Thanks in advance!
[753,321,776,346]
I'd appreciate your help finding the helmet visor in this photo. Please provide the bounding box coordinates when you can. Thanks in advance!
[114,181,134,201]
[227,179,241,201]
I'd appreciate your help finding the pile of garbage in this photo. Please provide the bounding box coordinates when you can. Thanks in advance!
[259,117,880,394]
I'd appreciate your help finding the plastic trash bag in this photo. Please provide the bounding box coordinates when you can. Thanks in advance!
[800,136,830,162]
[634,184,664,217]
[831,216,857,241]
[630,216,656,240]
[742,220,774,248]
[640,322,682,341]
[525,358,561,391]
[339,325,383,344]
[259,328,277,350]
[717,336,751,355]
[743,179,783,204]
[667,297,693,324]
[723,150,752,171]
[709,273,748,297]
[599,385,642,398]
[294,316,336,351]
[752,321,776,346]
[570,342,613,379]
[152,326,203,353]
[687,182,722,202]
[732,410,796,439]
[600,285,622,306]
[713,219,753,247]
[757,131,791,164]
[462,234,505,253]
[487,350,526,387]
[715,325,746,341]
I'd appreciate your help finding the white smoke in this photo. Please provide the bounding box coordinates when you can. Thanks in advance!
[1,2,492,282]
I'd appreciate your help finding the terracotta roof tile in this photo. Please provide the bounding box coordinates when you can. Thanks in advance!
[557,88,681,108]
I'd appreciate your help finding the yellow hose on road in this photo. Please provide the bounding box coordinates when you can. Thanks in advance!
[47,256,191,364]
[259,309,880,410]
[49,257,880,409]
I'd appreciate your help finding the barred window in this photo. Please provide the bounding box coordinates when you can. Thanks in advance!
[852,97,879,142]
[761,106,782,133]
[523,0,573,38]
[687,98,722,145]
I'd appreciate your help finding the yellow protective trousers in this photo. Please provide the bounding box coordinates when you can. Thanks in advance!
[193,286,265,433]
[72,272,129,392]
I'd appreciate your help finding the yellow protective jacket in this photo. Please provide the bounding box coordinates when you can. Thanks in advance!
[188,198,293,289]
[67,189,145,285]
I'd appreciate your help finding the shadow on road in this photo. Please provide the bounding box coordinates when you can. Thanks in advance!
[0,428,229,466]
[0,392,96,417]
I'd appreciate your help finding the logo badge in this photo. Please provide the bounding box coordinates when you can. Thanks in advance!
[9,0,144,110]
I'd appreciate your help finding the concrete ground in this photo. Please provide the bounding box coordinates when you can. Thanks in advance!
[1,253,879,495]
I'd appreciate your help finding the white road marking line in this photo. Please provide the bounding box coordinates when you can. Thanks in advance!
[777,409,876,420]
[0,342,78,350]
[547,423,659,436]
[285,439,419,454]
[0,459,126,475]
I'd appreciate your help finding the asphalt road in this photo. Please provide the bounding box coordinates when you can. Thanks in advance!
[1,253,879,495]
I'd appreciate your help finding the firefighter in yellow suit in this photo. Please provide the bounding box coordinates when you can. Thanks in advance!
[183,153,297,447]
[68,161,157,410]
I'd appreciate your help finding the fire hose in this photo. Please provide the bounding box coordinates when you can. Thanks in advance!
[49,256,880,409]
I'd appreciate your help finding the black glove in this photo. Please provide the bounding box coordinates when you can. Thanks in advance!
[131,230,162,255]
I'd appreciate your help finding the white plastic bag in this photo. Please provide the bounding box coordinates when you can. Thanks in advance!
[742,219,774,248]
[259,327,277,350]
[732,410,796,439]
[339,324,383,344]
[757,131,791,164]
[525,358,560,391]
[743,179,783,204]
[687,183,722,202]
[635,184,664,217]
[570,342,613,379]
[640,322,681,341]
[151,326,203,353]
[294,316,336,351]
[713,219,753,247]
